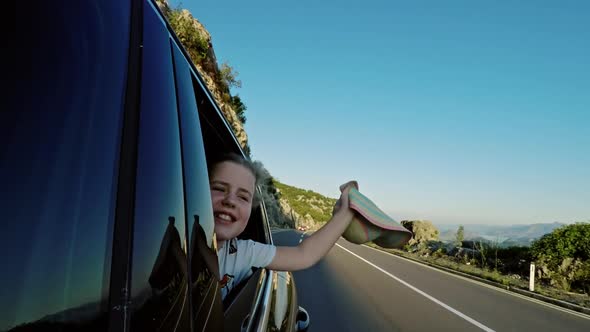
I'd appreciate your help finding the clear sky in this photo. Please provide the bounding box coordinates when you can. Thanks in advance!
[172,0,589,225]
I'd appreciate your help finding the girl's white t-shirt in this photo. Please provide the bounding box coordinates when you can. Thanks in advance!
[218,238,276,300]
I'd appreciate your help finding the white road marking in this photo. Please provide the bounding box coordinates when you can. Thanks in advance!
[336,243,496,332]
[359,243,590,320]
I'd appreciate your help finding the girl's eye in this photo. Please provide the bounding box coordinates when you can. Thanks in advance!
[239,196,250,202]
[211,186,225,192]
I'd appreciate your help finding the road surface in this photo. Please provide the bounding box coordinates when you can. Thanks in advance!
[272,229,590,331]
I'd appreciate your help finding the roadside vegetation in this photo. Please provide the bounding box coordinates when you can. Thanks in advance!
[370,222,590,308]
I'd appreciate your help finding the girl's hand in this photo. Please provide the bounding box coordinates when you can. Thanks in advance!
[333,181,358,216]
[268,180,359,272]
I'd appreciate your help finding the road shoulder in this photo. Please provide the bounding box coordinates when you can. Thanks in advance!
[358,243,590,317]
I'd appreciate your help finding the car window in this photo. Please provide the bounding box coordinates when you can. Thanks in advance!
[128,4,189,331]
[191,84,269,247]
[171,40,224,331]
[0,0,130,330]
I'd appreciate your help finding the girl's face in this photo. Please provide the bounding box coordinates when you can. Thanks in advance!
[209,161,256,242]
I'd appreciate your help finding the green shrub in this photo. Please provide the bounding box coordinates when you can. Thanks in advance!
[220,62,242,90]
[433,248,446,258]
[230,95,247,124]
[572,260,590,294]
[167,9,209,64]
[495,246,531,275]
[531,222,590,292]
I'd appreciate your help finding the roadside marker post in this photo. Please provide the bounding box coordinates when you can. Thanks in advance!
[529,263,535,292]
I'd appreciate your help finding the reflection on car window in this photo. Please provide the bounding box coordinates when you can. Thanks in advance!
[171,40,223,330]
[128,4,189,332]
[173,46,216,248]
[0,1,129,331]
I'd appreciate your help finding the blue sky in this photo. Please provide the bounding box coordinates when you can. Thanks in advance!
[173,0,589,225]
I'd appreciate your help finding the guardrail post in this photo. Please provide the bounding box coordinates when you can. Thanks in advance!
[529,263,535,291]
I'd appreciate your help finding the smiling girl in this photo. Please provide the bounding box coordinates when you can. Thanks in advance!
[208,153,357,299]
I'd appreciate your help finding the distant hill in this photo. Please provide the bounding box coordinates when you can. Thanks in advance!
[272,179,570,246]
[273,181,337,229]
[437,222,566,247]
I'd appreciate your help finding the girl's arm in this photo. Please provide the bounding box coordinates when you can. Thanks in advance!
[266,181,357,271]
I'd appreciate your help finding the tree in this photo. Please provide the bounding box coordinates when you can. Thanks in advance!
[220,61,242,90]
[455,225,464,247]
[530,222,590,292]
[531,222,590,266]
[230,95,247,124]
[476,240,488,269]
[492,236,500,272]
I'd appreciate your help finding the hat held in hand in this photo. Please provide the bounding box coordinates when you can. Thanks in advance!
[340,183,412,248]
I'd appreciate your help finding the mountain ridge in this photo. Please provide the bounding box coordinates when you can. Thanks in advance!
[437,222,567,246]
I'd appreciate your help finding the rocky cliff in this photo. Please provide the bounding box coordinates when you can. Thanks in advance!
[274,182,338,230]
[156,0,249,150]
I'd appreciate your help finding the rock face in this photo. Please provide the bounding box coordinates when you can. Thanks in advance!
[275,182,337,230]
[278,198,315,229]
[401,220,440,247]
[155,0,248,149]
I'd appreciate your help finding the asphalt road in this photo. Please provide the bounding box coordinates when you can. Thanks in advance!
[272,229,590,332]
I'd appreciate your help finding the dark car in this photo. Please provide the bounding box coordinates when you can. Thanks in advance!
[2,0,309,331]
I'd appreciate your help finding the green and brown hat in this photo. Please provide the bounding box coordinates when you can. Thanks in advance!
[342,187,412,249]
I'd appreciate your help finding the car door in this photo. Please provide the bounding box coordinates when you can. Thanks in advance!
[2,0,130,331]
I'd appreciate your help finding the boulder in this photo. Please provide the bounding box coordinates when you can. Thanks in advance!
[401,220,440,247]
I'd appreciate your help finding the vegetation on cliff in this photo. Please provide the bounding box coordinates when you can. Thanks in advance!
[274,181,337,229]
[156,0,250,154]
